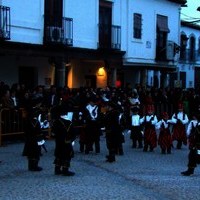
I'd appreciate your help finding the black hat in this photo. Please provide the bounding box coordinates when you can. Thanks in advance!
[131,106,139,113]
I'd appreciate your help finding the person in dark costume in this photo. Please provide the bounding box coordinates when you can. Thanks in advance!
[181,113,200,176]
[83,97,101,154]
[23,102,44,172]
[156,112,172,154]
[170,102,189,149]
[52,104,76,176]
[104,101,124,162]
[140,104,158,152]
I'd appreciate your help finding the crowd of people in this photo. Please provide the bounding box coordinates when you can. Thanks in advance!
[1,81,200,176]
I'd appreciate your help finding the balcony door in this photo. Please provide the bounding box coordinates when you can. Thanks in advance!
[99,1,112,48]
[44,0,63,27]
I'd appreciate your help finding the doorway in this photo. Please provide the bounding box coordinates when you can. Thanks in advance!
[85,75,96,88]
[18,66,37,89]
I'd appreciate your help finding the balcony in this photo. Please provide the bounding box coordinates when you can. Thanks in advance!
[44,17,73,46]
[0,6,11,40]
[98,24,121,50]
[179,49,199,63]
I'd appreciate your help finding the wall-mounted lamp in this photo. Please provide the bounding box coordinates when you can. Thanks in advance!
[97,67,105,76]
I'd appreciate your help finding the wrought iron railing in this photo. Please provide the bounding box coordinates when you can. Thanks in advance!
[98,24,121,50]
[179,49,200,63]
[44,17,73,46]
[0,6,10,40]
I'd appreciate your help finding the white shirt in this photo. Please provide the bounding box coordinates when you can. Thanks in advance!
[86,104,98,120]
[156,119,169,129]
[140,115,158,125]
[131,114,141,126]
[186,119,198,136]
[61,112,73,122]
[169,112,189,125]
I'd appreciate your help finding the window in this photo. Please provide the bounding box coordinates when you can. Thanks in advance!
[133,13,142,39]
[198,37,200,55]
[189,36,196,62]
[156,15,169,61]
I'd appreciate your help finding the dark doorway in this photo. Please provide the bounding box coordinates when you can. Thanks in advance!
[85,75,96,88]
[44,0,63,26]
[180,71,186,89]
[169,72,177,88]
[18,66,37,89]
[99,1,112,48]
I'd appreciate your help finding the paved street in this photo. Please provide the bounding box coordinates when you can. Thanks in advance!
[0,132,200,200]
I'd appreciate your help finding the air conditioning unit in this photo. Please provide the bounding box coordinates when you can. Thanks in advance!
[48,26,63,43]
[166,40,175,61]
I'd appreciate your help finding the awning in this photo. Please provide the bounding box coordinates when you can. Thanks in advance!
[157,15,170,33]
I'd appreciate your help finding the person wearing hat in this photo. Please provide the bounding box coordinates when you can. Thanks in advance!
[83,96,101,154]
[51,104,75,176]
[23,104,44,172]
[156,112,172,154]
[129,106,143,148]
[187,112,199,150]
[140,104,158,152]
[169,102,189,149]
[104,101,125,162]
[181,113,200,176]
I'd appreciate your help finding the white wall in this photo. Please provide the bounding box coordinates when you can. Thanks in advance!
[65,0,98,49]
[3,0,44,44]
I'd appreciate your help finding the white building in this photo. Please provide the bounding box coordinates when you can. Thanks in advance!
[0,0,186,89]
[178,21,200,89]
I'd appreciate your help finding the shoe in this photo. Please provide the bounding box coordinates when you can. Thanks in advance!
[29,166,43,172]
[105,155,115,162]
[106,159,115,163]
[149,148,154,152]
[181,169,194,176]
[62,170,75,176]
[161,149,166,154]
[55,166,62,175]
[85,150,89,154]
[167,149,171,154]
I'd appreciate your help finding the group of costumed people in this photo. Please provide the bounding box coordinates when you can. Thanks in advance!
[22,91,200,177]
[130,101,200,176]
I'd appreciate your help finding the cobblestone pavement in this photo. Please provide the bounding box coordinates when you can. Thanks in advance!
[0,132,200,200]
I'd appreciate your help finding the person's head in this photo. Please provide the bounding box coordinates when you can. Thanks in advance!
[162,112,169,120]
[178,102,184,112]
[146,104,154,115]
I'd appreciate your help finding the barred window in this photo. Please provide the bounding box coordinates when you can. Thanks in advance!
[133,13,142,39]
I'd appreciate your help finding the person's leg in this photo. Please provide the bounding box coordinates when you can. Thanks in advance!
[181,149,196,176]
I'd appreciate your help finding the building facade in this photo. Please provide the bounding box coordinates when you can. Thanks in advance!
[0,0,186,89]
[178,21,200,89]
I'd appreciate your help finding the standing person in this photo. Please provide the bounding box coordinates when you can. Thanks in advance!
[140,104,158,152]
[181,113,200,176]
[129,106,143,149]
[23,101,44,172]
[170,102,189,149]
[83,97,101,154]
[104,102,124,162]
[156,112,172,154]
[187,112,199,150]
[52,104,76,176]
